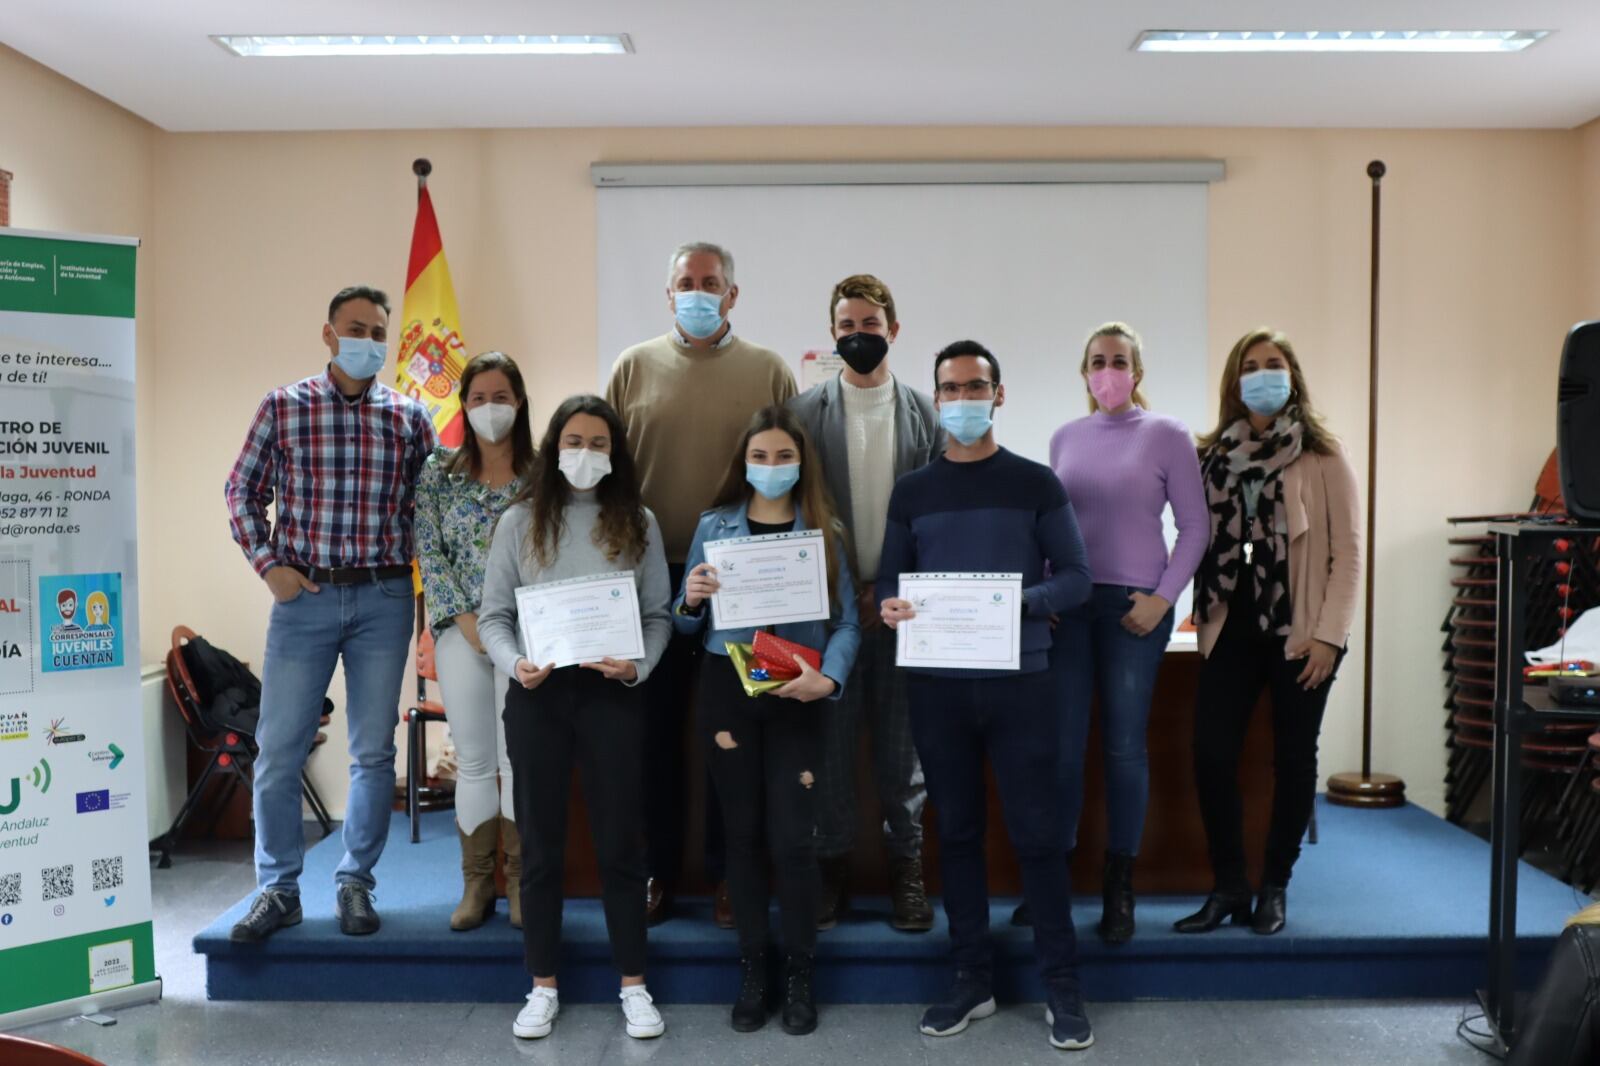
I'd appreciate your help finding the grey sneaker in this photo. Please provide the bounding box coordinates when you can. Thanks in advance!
[229,889,302,943]
[335,883,380,936]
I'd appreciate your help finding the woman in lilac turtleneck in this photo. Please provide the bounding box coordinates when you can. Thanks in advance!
[1018,322,1207,942]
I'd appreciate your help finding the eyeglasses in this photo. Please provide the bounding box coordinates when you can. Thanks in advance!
[936,379,996,400]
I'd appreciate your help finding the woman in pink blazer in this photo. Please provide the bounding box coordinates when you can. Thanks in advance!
[1175,327,1361,937]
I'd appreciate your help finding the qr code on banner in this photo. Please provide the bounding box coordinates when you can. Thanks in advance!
[92,856,124,892]
[0,872,19,907]
[41,864,73,901]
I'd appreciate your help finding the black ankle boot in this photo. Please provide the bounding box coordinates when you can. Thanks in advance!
[1173,891,1253,934]
[1097,851,1136,944]
[781,954,817,1035]
[731,952,768,1032]
[1252,884,1287,936]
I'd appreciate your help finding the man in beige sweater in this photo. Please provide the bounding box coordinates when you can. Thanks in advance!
[606,241,796,925]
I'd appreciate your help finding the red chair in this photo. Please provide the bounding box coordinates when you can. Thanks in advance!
[405,624,455,842]
[153,626,333,867]
[0,1034,108,1065]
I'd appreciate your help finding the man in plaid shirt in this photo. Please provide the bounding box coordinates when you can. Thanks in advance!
[224,285,437,942]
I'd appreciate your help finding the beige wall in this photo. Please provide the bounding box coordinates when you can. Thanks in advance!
[0,46,159,652]
[4,44,1590,818]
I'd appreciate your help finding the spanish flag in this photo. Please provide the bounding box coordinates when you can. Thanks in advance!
[396,182,467,447]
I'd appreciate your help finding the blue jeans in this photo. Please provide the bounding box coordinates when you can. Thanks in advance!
[908,671,1079,990]
[1056,584,1174,857]
[252,576,414,895]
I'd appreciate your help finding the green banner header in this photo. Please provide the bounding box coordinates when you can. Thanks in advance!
[0,233,137,318]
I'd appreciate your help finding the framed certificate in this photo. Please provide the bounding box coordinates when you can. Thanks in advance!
[895,572,1023,671]
[515,571,645,670]
[703,529,829,630]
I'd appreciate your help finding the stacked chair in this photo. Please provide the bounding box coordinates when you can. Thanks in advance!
[1442,452,1600,885]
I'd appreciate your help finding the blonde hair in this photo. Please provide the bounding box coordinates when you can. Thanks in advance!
[1569,902,1600,928]
[1081,322,1149,413]
[1195,326,1338,456]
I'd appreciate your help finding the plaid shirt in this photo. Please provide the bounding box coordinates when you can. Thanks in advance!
[226,369,438,577]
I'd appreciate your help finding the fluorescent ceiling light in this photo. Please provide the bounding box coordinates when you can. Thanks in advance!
[212,34,633,57]
[1134,30,1550,54]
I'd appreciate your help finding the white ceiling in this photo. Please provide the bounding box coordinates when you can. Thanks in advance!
[3,1,1599,132]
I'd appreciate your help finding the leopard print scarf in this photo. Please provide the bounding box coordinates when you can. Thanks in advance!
[1194,411,1305,635]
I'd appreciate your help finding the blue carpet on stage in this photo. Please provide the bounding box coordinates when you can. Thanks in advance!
[194,798,1582,1004]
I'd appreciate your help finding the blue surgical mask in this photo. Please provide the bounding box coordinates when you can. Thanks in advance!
[1239,368,1292,416]
[674,291,725,339]
[746,462,800,501]
[333,336,387,380]
[939,399,994,446]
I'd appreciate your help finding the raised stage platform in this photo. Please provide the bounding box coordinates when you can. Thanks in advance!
[194,799,1580,1005]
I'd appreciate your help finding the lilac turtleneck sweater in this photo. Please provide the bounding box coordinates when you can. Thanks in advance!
[1048,406,1208,606]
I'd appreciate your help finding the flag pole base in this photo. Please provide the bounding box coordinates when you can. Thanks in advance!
[1326,771,1406,808]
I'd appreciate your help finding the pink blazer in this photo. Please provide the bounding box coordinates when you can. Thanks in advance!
[1196,444,1362,659]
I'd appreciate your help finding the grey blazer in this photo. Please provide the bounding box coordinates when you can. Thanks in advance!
[786,373,943,572]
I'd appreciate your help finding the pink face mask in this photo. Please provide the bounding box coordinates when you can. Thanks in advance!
[1087,367,1135,411]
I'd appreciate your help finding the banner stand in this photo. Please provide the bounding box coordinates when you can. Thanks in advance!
[0,227,159,1028]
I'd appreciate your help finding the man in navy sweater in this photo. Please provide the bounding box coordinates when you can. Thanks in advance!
[878,339,1094,1051]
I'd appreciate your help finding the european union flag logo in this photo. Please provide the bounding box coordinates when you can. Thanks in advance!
[76,789,110,813]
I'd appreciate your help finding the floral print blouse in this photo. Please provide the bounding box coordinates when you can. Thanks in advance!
[414,446,524,637]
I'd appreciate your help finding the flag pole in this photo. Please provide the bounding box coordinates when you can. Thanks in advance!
[413,157,431,193]
[1328,160,1406,809]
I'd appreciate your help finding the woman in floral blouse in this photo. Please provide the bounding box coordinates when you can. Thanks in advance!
[415,351,537,931]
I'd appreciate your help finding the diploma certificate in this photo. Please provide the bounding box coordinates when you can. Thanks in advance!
[515,572,645,670]
[895,572,1023,671]
[704,530,829,630]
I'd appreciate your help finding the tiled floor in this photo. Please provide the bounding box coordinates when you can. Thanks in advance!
[15,833,1501,1065]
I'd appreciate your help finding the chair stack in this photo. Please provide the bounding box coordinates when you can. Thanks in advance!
[1442,533,1498,823]
[1442,525,1600,883]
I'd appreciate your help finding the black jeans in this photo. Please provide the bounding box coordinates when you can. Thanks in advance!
[504,667,647,978]
[645,563,724,888]
[1193,602,1346,893]
[907,671,1080,991]
[697,653,820,959]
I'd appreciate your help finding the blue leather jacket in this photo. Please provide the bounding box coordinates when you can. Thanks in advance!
[673,501,861,698]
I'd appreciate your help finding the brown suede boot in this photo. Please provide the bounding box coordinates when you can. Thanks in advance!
[499,815,523,930]
[450,820,499,931]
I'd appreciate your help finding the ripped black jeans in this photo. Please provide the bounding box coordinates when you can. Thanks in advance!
[697,652,821,959]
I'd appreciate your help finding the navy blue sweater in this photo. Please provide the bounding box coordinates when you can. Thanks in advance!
[877,447,1092,676]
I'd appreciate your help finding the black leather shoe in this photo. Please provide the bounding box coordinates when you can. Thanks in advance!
[714,880,736,930]
[1098,851,1136,944]
[1252,884,1287,936]
[1010,902,1033,926]
[646,877,672,927]
[1173,891,1253,934]
[816,856,849,930]
[732,952,768,1032]
[780,954,817,1035]
[230,889,302,943]
[336,883,381,936]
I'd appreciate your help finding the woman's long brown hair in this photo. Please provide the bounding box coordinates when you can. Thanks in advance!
[709,405,852,609]
[515,395,649,569]
[445,351,537,481]
[1195,327,1338,456]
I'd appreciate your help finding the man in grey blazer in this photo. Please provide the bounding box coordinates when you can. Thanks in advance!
[787,274,942,932]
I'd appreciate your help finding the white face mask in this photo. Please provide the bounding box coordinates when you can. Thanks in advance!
[558,448,612,491]
[466,402,517,444]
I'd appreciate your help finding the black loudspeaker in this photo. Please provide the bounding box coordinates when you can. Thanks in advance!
[1558,320,1600,521]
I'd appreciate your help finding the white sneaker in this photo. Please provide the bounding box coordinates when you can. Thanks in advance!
[620,985,665,1039]
[513,986,559,1039]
